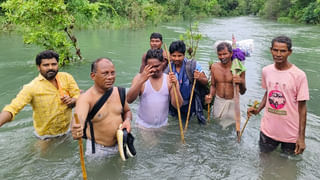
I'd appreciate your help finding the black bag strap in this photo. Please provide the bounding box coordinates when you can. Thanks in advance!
[83,87,113,154]
[117,86,126,119]
[185,59,197,83]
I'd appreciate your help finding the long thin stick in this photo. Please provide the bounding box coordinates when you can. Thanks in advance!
[74,113,87,180]
[239,116,250,140]
[239,101,259,141]
[184,79,196,132]
[207,104,210,123]
[164,44,185,144]
[234,84,241,142]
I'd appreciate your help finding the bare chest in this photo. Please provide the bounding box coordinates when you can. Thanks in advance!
[89,91,122,123]
[214,68,233,83]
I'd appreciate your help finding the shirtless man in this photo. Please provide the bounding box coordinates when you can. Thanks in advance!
[205,42,246,128]
[139,32,168,73]
[71,58,132,156]
[127,49,182,128]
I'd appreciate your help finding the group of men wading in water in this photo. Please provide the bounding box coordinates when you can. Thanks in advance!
[0,33,309,161]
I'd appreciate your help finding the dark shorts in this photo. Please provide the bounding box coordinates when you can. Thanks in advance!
[259,131,296,154]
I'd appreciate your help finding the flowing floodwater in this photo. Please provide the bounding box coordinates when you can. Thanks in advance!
[0,16,319,180]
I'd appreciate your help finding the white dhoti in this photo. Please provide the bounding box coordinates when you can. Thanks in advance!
[212,95,235,129]
[85,139,118,158]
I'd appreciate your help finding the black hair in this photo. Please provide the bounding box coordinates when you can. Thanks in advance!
[91,57,112,73]
[216,42,233,53]
[271,36,292,51]
[150,32,162,41]
[35,50,59,65]
[145,49,164,64]
[169,40,186,54]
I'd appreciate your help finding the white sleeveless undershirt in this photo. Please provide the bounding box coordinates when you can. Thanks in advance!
[136,74,169,128]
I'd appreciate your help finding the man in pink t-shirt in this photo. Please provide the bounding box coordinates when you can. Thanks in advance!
[248,36,309,155]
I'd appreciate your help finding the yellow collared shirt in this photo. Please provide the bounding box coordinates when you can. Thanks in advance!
[3,72,80,136]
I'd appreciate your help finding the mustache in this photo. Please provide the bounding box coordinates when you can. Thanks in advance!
[47,70,57,73]
[220,58,228,64]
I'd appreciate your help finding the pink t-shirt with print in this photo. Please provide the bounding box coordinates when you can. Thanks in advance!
[261,64,309,143]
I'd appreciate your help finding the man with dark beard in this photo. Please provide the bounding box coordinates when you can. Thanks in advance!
[0,50,80,140]
[205,42,246,129]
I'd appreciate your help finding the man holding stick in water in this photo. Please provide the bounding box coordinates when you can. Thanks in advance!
[248,36,309,155]
[166,40,208,125]
[71,58,132,157]
[127,49,182,128]
[205,42,246,129]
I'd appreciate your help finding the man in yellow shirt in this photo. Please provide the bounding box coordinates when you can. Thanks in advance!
[0,50,80,140]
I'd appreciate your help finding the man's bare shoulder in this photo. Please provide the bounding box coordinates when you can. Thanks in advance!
[78,87,96,103]
[211,62,221,71]
[213,62,223,67]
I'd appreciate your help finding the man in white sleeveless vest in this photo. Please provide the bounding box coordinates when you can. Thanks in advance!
[127,49,183,128]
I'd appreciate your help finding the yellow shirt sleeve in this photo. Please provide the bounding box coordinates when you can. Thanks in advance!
[2,84,33,121]
[66,73,80,99]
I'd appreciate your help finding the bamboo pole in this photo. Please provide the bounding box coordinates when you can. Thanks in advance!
[164,44,185,144]
[234,83,241,142]
[239,101,259,141]
[184,79,196,132]
[74,113,87,180]
[239,116,250,140]
[207,104,210,123]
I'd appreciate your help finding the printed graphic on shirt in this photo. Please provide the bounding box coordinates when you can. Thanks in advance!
[268,89,287,115]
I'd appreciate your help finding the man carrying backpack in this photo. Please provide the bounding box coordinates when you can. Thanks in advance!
[71,58,133,157]
[166,40,208,125]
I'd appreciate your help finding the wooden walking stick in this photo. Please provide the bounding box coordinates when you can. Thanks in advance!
[184,79,196,132]
[239,115,249,140]
[74,113,87,180]
[231,35,245,142]
[207,104,210,123]
[164,44,185,144]
[239,100,259,141]
[234,83,241,142]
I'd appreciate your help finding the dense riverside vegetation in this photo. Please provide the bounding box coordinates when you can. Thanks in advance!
[1,0,319,29]
[0,0,319,64]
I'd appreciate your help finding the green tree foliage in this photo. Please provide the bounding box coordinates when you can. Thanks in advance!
[165,0,219,20]
[86,0,167,28]
[288,0,320,23]
[66,0,100,27]
[237,0,264,15]
[1,0,82,65]
[179,22,202,59]
[262,0,292,19]
[217,0,240,16]
[300,1,320,23]
[1,0,320,39]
